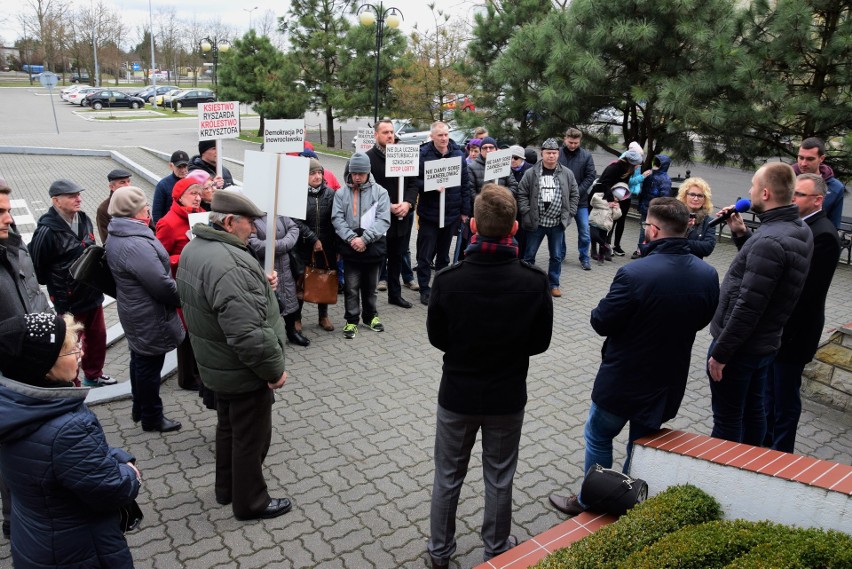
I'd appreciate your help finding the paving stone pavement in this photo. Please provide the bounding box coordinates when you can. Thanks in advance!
[0,181,849,567]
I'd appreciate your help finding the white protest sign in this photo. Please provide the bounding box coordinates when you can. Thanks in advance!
[355,128,374,152]
[242,150,279,275]
[263,119,305,154]
[187,211,211,239]
[484,148,512,182]
[276,155,310,221]
[198,101,240,140]
[385,144,420,178]
[424,156,462,228]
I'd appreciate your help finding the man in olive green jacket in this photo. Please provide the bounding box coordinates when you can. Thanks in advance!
[176,190,291,522]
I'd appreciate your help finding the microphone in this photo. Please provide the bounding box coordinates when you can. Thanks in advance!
[707,199,751,229]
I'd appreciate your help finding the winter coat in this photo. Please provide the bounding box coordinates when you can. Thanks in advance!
[366,145,419,238]
[558,146,596,208]
[0,228,52,321]
[0,375,139,569]
[591,238,719,427]
[188,155,234,188]
[106,217,184,356]
[685,213,716,259]
[408,139,472,225]
[793,162,846,229]
[590,159,633,201]
[627,166,644,196]
[28,207,104,314]
[155,200,201,276]
[176,223,286,394]
[152,172,180,223]
[637,155,672,215]
[588,193,623,233]
[468,154,517,199]
[710,204,813,363]
[517,161,579,231]
[776,210,841,365]
[293,183,337,268]
[248,216,300,317]
[332,173,391,262]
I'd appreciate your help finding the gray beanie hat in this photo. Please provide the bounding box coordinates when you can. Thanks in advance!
[348,152,371,173]
[622,150,643,165]
[108,186,147,217]
[309,158,323,173]
[541,138,560,150]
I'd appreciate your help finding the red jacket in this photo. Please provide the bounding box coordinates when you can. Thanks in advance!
[155,201,199,277]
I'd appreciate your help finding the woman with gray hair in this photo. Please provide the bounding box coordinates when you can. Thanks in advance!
[106,186,185,432]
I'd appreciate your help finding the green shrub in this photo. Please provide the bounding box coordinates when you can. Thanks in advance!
[725,526,852,569]
[533,485,722,569]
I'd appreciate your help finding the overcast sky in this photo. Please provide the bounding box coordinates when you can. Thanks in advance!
[2,0,486,48]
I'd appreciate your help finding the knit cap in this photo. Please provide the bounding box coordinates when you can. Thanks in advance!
[108,186,147,217]
[0,313,66,385]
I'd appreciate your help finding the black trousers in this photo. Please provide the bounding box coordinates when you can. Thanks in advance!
[215,387,274,518]
[416,219,460,293]
[387,215,413,299]
[176,335,201,390]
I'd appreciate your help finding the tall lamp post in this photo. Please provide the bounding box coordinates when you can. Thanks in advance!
[200,37,231,87]
[357,3,403,126]
[243,6,259,30]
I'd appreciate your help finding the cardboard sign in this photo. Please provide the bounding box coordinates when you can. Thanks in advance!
[187,211,211,239]
[198,101,240,140]
[263,119,305,154]
[484,148,512,181]
[385,144,420,178]
[424,157,462,193]
[355,128,374,152]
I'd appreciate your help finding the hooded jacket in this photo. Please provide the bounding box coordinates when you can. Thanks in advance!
[176,223,286,394]
[155,199,200,276]
[248,216,300,317]
[187,155,235,188]
[408,139,471,225]
[106,216,185,356]
[332,173,391,261]
[0,229,52,321]
[28,207,104,314]
[637,154,672,214]
[0,375,139,569]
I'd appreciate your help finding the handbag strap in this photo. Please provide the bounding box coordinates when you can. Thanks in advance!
[311,248,330,269]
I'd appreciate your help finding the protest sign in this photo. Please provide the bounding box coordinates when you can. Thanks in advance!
[386,144,420,204]
[484,148,512,182]
[198,101,240,140]
[355,128,374,152]
[424,156,462,228]
[263,119,305,154]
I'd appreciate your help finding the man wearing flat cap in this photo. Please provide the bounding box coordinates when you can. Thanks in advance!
[29,179,115,387]
[152,150,191,223]
[96,168,132,244]
[176,190,292,522]
[188,140,234,189]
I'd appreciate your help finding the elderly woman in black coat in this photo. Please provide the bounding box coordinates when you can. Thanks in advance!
[0,312,141,569]
[106,186,185,432]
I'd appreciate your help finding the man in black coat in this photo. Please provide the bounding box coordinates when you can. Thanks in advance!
[558,128,596,270]
[427,185,552,568]
[550,197,719,517]
[366,120,418,308]
[764,173,840,453]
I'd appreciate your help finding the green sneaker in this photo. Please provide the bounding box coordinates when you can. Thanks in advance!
[365,316,384,332]
[343,323,358,339]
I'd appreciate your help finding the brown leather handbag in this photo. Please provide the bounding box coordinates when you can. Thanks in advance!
[302,250,338,305]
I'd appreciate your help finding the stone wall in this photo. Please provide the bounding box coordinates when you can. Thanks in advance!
[803,323,852,412]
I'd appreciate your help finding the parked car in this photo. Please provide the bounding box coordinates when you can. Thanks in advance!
[84,90,145,110]
[60,84,85,101]
[169,88,216,109]
[146,85,182,104]
[131,84,179,103]
[67,87,99,106]
[153,88,182,106]
[69,72,90,83]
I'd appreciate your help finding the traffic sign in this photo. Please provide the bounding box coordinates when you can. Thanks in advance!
[39,72,59,89]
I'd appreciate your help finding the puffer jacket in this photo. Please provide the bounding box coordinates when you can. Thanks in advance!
[409,139,471,225]
[187,155,234,188]
[28,207,103,314]
[106,217,184,356]
[0,375,139,569]
[468,154,517,198]
[588,193,623,233]
[710,204,813,363]
[176,223,286,394]
[517,161,579,231]
[332,173,391,261]
[293,183,337,267]
[685,213,716,259]
[637,154,672,215]
[248,216,300,317]
[0,229,52,320]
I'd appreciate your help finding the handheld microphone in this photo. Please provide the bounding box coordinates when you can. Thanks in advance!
[707,199,751,229]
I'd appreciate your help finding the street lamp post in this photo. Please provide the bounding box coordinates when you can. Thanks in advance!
[243,6,259,30]
[357,3,403,126]
[200,37,231,88]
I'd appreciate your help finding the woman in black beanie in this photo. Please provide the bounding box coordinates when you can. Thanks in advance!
[0,313,141,569]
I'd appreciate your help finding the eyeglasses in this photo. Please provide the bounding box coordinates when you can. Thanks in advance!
[640,222,661,231]
[686,193,706,199]
[60,342,82,359]
[481,145,496,150]
[793,191,820,198]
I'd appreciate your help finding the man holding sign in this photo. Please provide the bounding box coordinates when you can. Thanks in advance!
[189,140,234,188]
[409,121,471,306]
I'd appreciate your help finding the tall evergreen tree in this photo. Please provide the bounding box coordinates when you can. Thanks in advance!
[217,31,309,137]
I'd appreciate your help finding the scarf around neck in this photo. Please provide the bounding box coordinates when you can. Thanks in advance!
[464,233,519,258]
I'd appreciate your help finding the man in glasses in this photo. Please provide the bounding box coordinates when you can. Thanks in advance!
[152,150,190,223]
[764,173,840,452]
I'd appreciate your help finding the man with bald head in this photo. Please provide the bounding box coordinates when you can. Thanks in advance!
[707,163,813,445]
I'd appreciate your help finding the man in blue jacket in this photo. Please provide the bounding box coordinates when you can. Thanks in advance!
[793,137,845,229]
[558,128,596,270]
[549,197,719,516]
[408,121,471,305]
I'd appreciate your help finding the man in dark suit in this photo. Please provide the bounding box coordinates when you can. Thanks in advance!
[764,173,841,453]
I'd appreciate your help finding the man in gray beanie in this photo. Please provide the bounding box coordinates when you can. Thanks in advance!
[177,189,292,521]
[332,152,391,339]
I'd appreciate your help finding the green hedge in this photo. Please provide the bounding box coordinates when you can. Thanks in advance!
[533,485,722,569]
[535,486,852,569]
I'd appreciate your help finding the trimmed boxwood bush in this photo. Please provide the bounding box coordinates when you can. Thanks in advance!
[533,485,722,569]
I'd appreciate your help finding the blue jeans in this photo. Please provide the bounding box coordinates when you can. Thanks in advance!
[575,207,590,263]
[763,359,806,453]
[707,340,775,445]
[582,402,657,477]
[523,224,565,289]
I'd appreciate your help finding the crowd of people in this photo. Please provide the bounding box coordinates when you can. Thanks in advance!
[0,126,845,567]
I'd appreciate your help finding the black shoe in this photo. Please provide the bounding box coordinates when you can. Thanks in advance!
[287,330,311,347]
[236,497,293,521]
[132,409,140,423]
[613,246,626,256]
[388,296,412,308]
[142,417,182,433]
[216,495,232,506]
[420,292,430,306]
